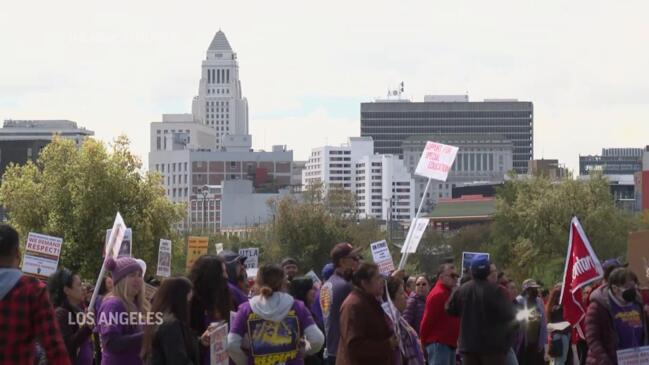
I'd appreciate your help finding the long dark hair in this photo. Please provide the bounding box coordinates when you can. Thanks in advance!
[47,268,79,309]
[545,285,562,320]
[97,273,112,296]
[289,277,314,304]
[189,255,233,334]
[142,277,195,362]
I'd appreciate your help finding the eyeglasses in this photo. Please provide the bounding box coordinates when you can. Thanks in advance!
[416,283,428,287]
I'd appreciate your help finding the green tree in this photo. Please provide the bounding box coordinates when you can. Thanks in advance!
[490,173,635,284]
[0,136,185,279]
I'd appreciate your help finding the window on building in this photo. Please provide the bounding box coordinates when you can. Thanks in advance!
[156,137,161,150]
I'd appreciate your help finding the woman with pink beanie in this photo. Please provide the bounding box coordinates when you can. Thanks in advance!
[97,256,150,365]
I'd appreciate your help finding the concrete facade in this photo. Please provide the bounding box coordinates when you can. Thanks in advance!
[401,134,514,209]
[191,30,249,148]
[360,97,533,174]
[304,137,415,220]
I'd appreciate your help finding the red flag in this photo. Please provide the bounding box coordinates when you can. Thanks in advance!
[559,217,603,338]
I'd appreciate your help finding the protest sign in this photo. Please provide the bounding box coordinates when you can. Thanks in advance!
[246,268,258,280]
[186,236,209,270]
[414,141,459,181]
[305,270,322,288]
[215,243,224,255]
[156,239,172,277]
[461,252,490,276]
[627,230,649,288]
[104,228,132,258]
[401,218,429,254]
[370,240,395,274]
[90,212,126,314]
[21,232,63,280]
[209,322,229,365]
[381,281,404,354]
[239,247,259,269]
[617,346,649,365]
[144,283,157,302]
[104,213,127,259]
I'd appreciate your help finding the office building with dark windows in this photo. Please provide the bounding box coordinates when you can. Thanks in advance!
[360,96,533,174]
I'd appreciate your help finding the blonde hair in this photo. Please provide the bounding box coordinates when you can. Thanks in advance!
[109,274,150,314]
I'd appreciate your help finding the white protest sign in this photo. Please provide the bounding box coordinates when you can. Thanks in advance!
[461,251,491,277]
[371,240,395,274]
[617,346,649,365]
[239,248,259,269]
[381,281,404,354]
[156,239,172,277]
[89,212,127,314]
[105,228,132,257]
[215,243,224,254]
[401,218,429,254]
[21,232,64,279]
[209,321,229,365]
[414,141,459,181]
[305,270,322,288]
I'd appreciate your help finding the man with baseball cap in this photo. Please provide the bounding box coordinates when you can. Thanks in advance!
[515,279,547,365]
[319,242,361,365]
[447,256,515,365]
[218,250,249,309]
[281,257,299,282]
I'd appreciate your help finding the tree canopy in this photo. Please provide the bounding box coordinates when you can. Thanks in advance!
[0,136,185,279]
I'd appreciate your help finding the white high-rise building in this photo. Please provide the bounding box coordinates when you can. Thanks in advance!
[191,30,249,149]
[303,137,415,220]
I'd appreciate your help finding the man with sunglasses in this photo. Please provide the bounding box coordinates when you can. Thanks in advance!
[319,242,361,365]
[420,263,461,365]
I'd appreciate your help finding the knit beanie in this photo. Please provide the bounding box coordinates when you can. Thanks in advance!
[105,256,142,285]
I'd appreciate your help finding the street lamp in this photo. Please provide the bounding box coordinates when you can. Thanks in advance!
[200,185,209,234]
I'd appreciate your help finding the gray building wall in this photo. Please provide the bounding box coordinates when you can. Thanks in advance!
[220,180,295,228]
[402,135,514,209]
[360,100,533,174]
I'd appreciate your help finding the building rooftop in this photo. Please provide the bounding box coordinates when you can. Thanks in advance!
[1,119,94,136]
[208,30,232,51]
[426,195,496,220]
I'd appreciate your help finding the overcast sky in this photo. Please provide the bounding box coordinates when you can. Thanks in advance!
[1,1,648,173]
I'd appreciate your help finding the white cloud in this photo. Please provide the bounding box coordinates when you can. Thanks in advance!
[250,108,358,161]
[0,0,648,173]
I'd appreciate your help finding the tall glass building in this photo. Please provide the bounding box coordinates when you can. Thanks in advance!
[360,98,534,173]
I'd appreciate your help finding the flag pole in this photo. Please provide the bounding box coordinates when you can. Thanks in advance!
[398,177,432,269]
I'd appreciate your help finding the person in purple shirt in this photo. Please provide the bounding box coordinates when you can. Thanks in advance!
[219,250,250,309]
[97,256,150,365]
[319,243,361,365]
[311,263,334,330]
[228,264,324,365]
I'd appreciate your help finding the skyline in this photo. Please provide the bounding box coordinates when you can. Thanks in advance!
[1,1,648,173]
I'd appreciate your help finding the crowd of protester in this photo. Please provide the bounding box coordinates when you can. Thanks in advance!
[2,222,649,364]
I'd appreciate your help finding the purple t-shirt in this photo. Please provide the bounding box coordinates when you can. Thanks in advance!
[97,297,143,365]
[610,297,644,350]
[230,299,315,365]
[319,272,352,357]
[76,339,93,365]
[229,282,249,310]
